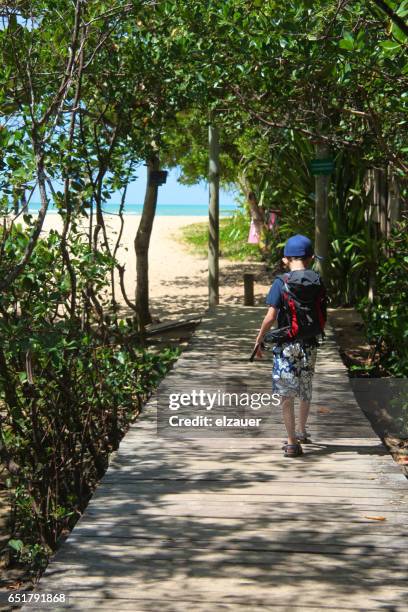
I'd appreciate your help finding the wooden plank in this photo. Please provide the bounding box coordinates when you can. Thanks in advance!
[102,470,401,484]
[116,435,384,447]
[85,501,408,522]
[65,531,408,552]
[29,598,381,612]
[38,550,408,580]
[107,452,392,466]
[25,600,381,612]
[29,564,408,611]
[88,480,407,499]
[25,600,376,612]
[72,517,408,538]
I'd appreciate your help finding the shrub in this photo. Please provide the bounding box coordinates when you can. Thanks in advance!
[0,224,178,567]
[359,218,408,376]
[180,207,263,261]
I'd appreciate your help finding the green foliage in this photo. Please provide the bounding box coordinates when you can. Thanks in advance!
[180,207,265,261]
[359,218,408,376]
[0,226,178,565]
[327,153,379,305]
[7,538,48,570]
[0,4,192,571]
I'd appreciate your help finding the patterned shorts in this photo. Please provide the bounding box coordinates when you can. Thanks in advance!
[271,341,317,401]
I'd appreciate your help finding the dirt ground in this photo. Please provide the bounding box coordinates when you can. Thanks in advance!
[328,307,371,372]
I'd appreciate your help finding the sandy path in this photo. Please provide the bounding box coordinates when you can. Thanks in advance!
[41,214,272,321]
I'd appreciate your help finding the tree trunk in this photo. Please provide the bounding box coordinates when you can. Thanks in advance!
[364,169,379,303]
[378,167,388,238]
[248,191,264,226]
[238,174,269,258]
[314,143,330,282]
[388,166,401,229]
[238,173,264,228]
[134,155,160,325]
[208,124,220,308]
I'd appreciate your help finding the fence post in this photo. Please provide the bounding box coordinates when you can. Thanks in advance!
[244,273,255,306]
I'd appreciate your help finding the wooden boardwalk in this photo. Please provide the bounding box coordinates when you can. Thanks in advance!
[27,306,408,611]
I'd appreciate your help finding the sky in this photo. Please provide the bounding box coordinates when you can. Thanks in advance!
[30,166,239,208]
[120,166,238,206]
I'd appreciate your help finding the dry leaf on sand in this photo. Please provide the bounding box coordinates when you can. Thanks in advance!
[317,406,332,414]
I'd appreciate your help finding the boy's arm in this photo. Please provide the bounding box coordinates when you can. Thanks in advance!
[253,307,278,359]
[256,306,278,343]
[254,278,282,358]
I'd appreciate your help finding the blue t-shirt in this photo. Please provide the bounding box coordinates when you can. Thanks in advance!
[266,277,287,327]
[266,277,283,309]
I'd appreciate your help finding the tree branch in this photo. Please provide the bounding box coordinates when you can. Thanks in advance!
[371,0,408,36]
[0,152,49,291]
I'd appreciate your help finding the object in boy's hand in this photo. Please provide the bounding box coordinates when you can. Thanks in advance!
[249,342,265,362]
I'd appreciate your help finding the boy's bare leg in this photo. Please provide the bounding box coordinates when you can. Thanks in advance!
[299,399,310,434]
[281,396,297,445]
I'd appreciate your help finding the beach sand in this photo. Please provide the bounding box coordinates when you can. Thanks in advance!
[40,214,272,321]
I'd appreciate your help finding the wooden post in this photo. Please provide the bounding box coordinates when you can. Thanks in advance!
[244,273,255,306]
[378,167,388,238]
[208,123,220,308]
[314,143,330,282]
[388,166,401,228]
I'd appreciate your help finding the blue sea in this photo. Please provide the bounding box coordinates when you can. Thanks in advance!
[27,202,238,216]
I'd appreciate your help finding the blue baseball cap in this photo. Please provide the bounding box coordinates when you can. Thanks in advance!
[283,234,323,259]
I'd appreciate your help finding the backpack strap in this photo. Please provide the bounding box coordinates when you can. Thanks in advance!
[277,273,299,339]
[276,272,291,293]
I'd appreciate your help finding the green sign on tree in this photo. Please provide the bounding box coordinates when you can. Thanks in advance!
[309,158,335,176]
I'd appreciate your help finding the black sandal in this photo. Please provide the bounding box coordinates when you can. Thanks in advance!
[283,443,303,458]
[282,430,312,448]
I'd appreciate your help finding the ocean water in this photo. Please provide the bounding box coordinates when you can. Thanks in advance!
[26,202,238,216]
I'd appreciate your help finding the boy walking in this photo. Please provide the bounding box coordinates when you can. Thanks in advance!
[254,235,327,457]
